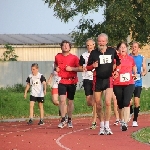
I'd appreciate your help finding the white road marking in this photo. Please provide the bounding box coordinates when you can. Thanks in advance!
[56,127,88,150]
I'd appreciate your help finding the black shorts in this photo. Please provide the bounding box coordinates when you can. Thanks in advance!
[30,95,44,103]
[93,77,112,92]
[133,86,142,98]
[58,83,76,100]
[113,84,135,109]
[83,79,93,96]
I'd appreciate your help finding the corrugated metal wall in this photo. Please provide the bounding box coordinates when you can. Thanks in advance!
[0,61,150,89]
[0,61,83,89]
[0,46,87,61]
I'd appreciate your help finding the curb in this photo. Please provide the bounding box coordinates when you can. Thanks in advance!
[0,113,93,122]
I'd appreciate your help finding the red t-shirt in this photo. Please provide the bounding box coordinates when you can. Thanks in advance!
[55,53,79,84]
[113,54,135,85]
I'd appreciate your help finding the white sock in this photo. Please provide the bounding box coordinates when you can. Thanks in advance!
[100,121,104,129]
[105,121,109,128]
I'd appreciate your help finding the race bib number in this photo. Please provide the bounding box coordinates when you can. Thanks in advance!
[99,55,112,64]
[87,71,93,76]
[54,77,61,84]
[120,73,130,82]
[135,74,141,81]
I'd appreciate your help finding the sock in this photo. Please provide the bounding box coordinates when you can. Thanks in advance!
[104,121,109,128]
[100,121,104,129]
[61,117,66,122]
[133,106,140,122]
[59,109,61,116]
[68,117,71,122]
[30,118,33,120]
[130,105,133,114]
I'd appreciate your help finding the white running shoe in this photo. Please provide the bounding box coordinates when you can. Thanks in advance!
[58,121,66,128]
[132,121,138,127]
[67,121,73,128]
[105,127,113,135]
[98,128,105,135]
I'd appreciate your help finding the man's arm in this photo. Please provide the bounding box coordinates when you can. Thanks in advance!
[141,57,147,76]
[24,83,30,99]
[43,81,47,95]
[66,56,80,72]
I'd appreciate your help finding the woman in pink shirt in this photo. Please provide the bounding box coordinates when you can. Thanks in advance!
[113,42,137,131]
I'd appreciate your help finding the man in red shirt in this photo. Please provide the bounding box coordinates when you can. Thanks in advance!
[54,40,79,128]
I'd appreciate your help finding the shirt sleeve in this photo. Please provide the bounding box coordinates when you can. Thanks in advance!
[79,55,85,66]
[26,77,30,83]
[86,52,94,70]
[132,57,136,67]
[40,75,46,83]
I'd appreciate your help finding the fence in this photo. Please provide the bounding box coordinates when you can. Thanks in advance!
[0,60,150,89]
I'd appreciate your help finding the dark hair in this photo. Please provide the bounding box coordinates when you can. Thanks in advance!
[116,41,128,50]
[31,63,39,68]
[60,40,72,49]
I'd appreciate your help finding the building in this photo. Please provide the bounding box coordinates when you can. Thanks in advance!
[0,34,86,61]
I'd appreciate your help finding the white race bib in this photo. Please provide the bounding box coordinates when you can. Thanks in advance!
[120,73,130,82]
[99,55,112,64]
[54,76,61,84]
[135,74,141,81]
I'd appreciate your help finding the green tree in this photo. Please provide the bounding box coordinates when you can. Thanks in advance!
[0,44,18,61]
[44,0,150,46]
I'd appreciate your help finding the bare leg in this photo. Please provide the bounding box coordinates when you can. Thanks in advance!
[38,102,44,119]
[29,101,35,119]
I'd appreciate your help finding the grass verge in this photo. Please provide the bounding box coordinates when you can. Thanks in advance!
[132,127,150,144]
[0,85,150,119]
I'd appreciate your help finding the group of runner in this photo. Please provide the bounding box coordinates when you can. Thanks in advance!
[24,33,147,135]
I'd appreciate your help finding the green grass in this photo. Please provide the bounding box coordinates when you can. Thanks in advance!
[0,84,150,119]
[0,84,92,119]
[132,127,150,144]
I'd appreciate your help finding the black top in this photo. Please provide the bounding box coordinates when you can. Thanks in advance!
[79,55,85,66]
[87,47,120,79]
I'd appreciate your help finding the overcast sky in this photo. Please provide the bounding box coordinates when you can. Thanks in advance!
[0,0,104,34]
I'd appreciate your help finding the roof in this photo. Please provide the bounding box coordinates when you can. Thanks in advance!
[0,34,73,45]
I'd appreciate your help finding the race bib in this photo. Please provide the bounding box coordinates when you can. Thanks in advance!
[54,77,61,84]
[99,55,112,64]
[87,71,93,76]
[135,74,141,81]
[120,73,130,82]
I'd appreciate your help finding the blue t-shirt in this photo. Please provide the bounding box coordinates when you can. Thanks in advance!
[129,54,143,87]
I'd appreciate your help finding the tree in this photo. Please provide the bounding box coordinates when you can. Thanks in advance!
[44,0,150,46]
[0,44,18,61]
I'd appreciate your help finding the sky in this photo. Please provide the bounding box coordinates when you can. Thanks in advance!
[0,0,104,34]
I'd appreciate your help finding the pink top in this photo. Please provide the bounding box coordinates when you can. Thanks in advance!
[113,54,135,85]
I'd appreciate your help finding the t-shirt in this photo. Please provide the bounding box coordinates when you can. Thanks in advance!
[79,51,93,80]
[55,53,79,84]
[26,72,46,97]
[113,54,135,85]
[51,63,61,88]
[129,54,144,87]
[87,47,121,79]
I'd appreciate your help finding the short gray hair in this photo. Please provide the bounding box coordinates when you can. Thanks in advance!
[98,33,108,41]
[86,38,95,44]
